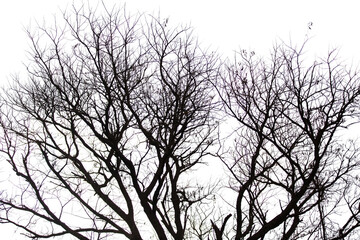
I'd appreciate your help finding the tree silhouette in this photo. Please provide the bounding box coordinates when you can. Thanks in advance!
[217,43,360,239]
[0,4,218,240]
[1,4,360,240]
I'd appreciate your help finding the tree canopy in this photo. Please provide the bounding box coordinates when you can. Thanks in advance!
[1,4,360,240]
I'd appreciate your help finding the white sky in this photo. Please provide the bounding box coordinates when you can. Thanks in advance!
[1,0,360,85]
[1,0,360,238]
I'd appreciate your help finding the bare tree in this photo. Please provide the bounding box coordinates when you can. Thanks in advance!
[0,4,219,240]
[217,43,360,239]
[2,3,360,240]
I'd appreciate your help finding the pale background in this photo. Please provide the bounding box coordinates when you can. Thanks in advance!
[1,0,360,238]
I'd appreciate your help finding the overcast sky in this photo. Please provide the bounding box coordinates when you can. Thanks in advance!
[1,0,360,86]
[1,0,360,238]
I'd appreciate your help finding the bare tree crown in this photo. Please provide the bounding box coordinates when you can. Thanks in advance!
[1,4,360,240]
